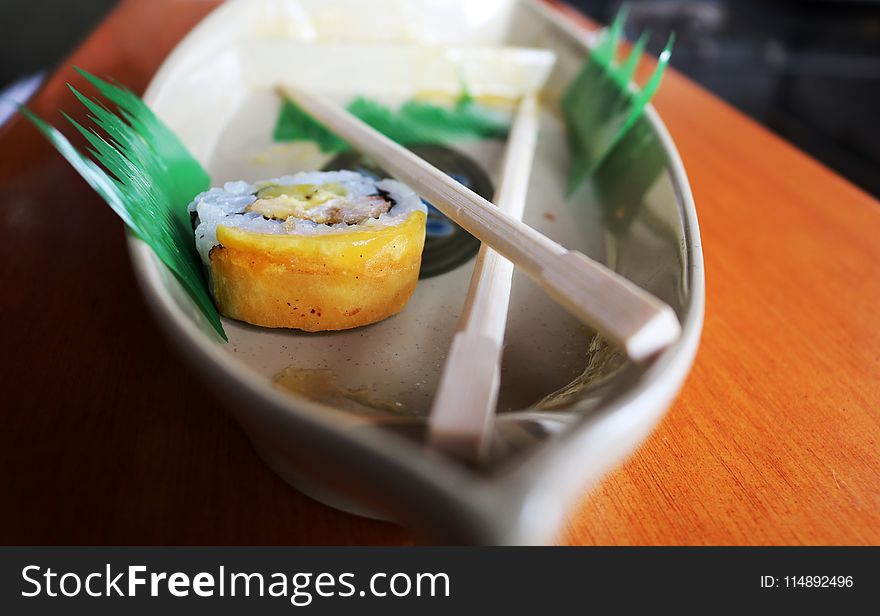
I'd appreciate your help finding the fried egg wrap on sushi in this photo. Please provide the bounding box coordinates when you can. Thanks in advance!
[188,171,427,331]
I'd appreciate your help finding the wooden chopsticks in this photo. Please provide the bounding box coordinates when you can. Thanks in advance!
[280,84,681,361]
[427,95,540,463]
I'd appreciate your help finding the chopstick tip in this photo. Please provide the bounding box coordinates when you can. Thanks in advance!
[626,305,681,361]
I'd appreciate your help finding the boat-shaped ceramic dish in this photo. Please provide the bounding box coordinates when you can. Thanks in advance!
[129,0,704,544]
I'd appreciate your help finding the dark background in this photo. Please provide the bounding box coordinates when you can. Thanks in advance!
[1,0,878,197]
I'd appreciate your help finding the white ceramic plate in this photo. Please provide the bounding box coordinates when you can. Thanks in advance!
[128,0,704,544]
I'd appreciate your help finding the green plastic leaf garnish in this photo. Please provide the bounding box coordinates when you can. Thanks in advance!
[561,6,674,195]
[273,92,509,153]
[21,68,225,341]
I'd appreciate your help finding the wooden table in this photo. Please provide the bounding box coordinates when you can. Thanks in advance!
[1,0,877,545]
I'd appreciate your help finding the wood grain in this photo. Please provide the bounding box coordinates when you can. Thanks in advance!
[0,0,877,545]
[553,1,880,546]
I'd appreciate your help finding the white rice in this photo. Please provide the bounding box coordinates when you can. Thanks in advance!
[188,170,426,264]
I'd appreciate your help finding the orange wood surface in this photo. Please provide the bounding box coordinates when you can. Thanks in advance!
[1,0,877,545]
[551,3,880,545]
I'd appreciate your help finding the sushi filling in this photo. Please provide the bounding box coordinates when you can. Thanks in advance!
[247,182,394,226]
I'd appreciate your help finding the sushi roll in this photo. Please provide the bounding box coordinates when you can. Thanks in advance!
[189,171,427,331]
